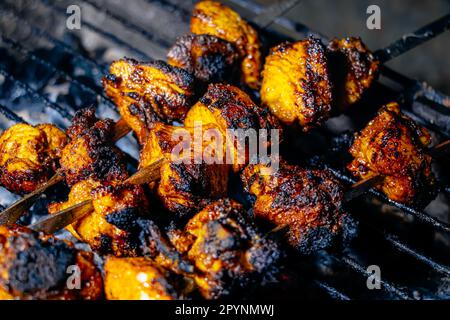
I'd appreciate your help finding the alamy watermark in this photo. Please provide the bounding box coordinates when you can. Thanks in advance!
[168,122,280,174]
[366,265,381,290]
[66,5,81,30]
[66,265,81,290]
[366,5,381,30]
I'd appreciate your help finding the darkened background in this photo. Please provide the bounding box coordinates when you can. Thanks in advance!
[255,0,450,94]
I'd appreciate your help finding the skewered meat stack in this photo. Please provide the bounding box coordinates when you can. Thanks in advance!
[0,225,103,300]
[347,102,437,207]
[48,107,149,256]
[261,36,379,131]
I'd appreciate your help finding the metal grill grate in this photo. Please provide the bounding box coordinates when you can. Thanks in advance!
[0,0,448,300]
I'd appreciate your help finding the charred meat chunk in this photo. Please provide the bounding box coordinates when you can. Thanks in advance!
[327,37,379,111]
[48,180,149,256]
[139,122,229,218]
[185,83,281,172]
[0,225,103,300]
[191,0,262,89]
[242,162,355,253]
[168,199,282,299]
[0,123,66,194]
[347,102,437,207]
[260,37,333,131]
[167,34,240,84]
[103,58,196,144]
[59,107,128,187]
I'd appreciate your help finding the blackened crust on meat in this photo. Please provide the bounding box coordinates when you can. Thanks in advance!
[8,236,75,295]
[97,234,113,255]
[199,83,282,134]
[106,58,196,92]
[180,199,283,299]
[146,59,196,92]
[242,163,354,254]
[0,226,103,300]
[0,227,75,298]
[87,183,148,256]
[260,37,332,131]
[327,37,379,111]
[66,107,101,139]
[158,162,227,219]
[60,107,128,186]
[0,167,51,195]
[301,38,333,128]
[106,207,142,232]
[167,34,240,84]
[103,58,197,144]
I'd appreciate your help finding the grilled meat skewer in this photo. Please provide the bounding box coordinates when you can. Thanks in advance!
[0,116,131,226]
[260,36,379,131]
[44,108,149,256]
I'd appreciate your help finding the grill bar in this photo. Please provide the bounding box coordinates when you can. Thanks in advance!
[339,256,413,300]
[356,219,450,277]
[40,0,153,60]
[384,233,450,276]
[0,34,117,111]
[0,103,26,123]
[253,0,303,29]
[374,14,450,63]
[382,66,450,117]
[80,0,172,49]
[327,167,450,233]
[147,0,190,18]
[402,108,450,139]
[0,8,108,73]
[313,280,351,300]
[144,0,190,23]
[0,67,72,120]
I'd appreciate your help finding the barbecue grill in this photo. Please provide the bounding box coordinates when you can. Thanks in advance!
[0,0,449,300]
